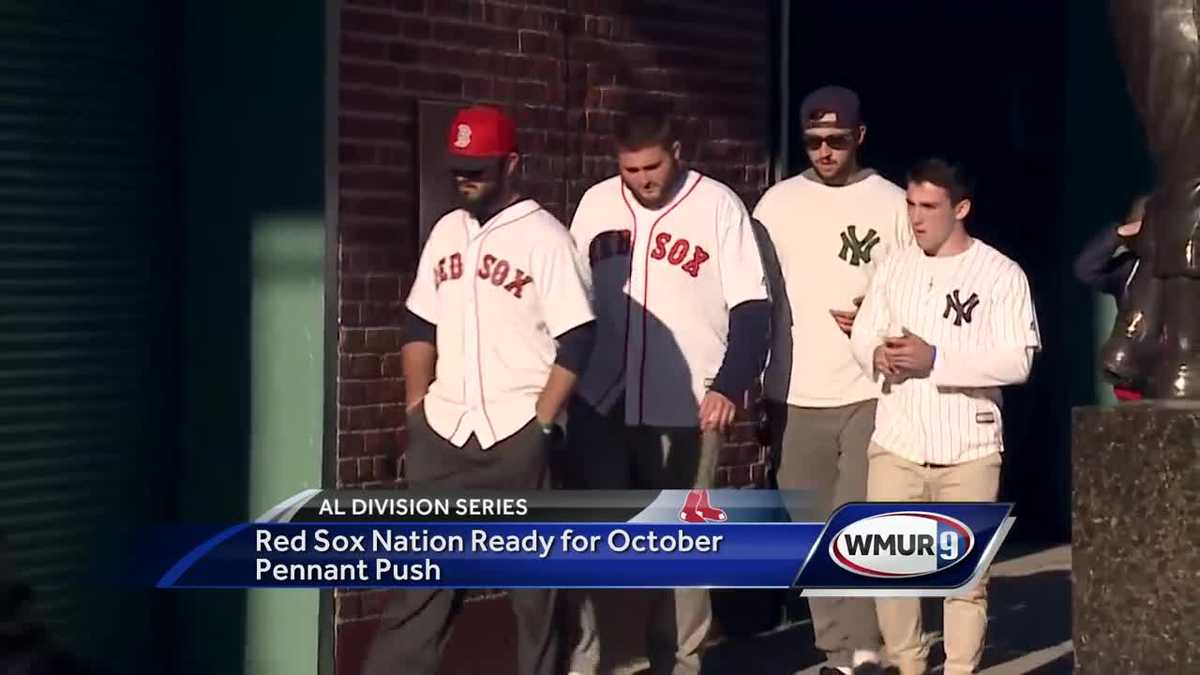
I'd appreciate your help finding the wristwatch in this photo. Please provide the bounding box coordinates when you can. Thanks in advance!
[538,419,563,444]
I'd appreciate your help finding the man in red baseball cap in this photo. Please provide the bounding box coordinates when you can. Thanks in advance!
[363,103,596,675]
[444,105,521,221]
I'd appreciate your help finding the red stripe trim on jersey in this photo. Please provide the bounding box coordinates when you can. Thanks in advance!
[446,411,467,443]
[636,173,703,424]
[470,205,544,443]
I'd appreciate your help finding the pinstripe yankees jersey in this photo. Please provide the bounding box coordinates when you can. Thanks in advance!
[850,238,1041,465]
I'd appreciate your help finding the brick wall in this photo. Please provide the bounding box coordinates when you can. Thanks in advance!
[335,0,771,671]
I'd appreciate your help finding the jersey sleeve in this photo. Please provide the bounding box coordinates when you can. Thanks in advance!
[992,262,1042,349]
[568,190,591,252]
[749,186,774,227]
[533,228,596,338]
[405,220,444,324]
[568,188,602,298]
[892,193,914,251]
[749,216,784,307]
[850,253,894,377]
[716,194,769,309]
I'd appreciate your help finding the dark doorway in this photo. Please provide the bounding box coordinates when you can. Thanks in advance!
[785,0,1073,544]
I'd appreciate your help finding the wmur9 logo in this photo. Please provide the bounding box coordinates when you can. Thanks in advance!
[829,511,975,578]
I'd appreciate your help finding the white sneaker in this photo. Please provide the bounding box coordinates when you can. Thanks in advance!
[852,650,882,667]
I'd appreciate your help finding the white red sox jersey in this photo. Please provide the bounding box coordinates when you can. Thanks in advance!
[406,199,594,449]
[850,238,1041,465]
[570,170,768,427]
[752,170,912,407]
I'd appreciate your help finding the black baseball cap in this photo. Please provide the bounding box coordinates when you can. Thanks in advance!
[799,86,862,130]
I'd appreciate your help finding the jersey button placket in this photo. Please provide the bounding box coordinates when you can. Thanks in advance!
[463,233,483,430]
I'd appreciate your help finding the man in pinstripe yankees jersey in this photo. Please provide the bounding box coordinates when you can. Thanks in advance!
[850,159,1041,675]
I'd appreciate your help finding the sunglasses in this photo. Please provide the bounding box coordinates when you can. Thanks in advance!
[804,133,855,151]
[451,168,486,181]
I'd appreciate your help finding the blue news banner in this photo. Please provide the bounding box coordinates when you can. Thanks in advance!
[157,490,1013,596]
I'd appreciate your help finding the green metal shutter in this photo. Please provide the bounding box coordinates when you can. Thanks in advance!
[0,0,173,670]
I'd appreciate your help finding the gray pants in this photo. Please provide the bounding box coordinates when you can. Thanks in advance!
[362,404,560,675]
[562,396,720,675]
[767,399,882,669]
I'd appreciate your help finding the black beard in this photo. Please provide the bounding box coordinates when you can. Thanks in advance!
[460,184,505,222]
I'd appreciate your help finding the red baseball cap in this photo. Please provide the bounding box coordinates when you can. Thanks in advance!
[446,105,517,171]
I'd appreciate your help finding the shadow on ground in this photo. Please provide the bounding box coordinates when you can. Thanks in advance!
[701,570,1072,674]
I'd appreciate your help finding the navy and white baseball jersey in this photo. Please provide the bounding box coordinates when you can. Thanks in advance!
[850,238,1041,465]
[406,199,594,449]
[570,171,768,427]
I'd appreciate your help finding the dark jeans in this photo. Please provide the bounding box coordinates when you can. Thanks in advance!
[362,404,560,675]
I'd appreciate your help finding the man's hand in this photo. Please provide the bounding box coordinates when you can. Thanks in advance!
[401,341,436,415]
[873,344,898,377]
[829,296,864,336]
[535,401,556,427]
[699,390,737,433]
[1117,218,1142,238]
[535,364,577,428]
[884,328,936,377]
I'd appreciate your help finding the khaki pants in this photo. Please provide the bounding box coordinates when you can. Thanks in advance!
[562,396,721,675]
[866,443,1001,675]
[767,400,882,669]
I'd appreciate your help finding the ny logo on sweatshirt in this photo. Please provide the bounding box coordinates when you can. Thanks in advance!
[944,289,980,326]
[838,225,880,266]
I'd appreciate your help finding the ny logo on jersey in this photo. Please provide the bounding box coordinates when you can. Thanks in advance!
[434,252,534,298]
[838,226,880,266]
[943,289,980,326]
[651,233,710,277]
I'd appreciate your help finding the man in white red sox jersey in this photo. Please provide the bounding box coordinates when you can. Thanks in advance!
[363,106,596,675]
[564,107,770,674]
[851,158,1041,675]
[753,85,910,675]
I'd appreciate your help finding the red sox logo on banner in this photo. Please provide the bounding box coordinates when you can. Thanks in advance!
[679,489,726,523]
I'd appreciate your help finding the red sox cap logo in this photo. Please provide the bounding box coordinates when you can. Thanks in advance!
[453,123,472,149]
[679,489,727,523]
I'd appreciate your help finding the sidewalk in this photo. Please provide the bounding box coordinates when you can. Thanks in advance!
[435,544,1073,674]
[700,544,1073,675]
